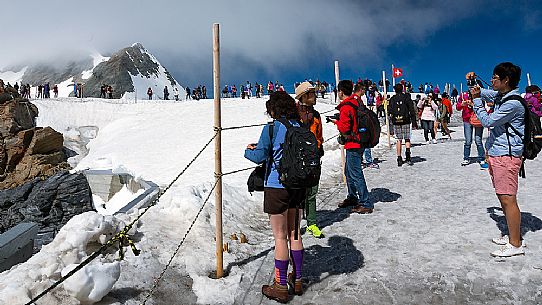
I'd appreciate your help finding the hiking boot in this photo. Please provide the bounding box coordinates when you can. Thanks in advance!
[461,159,470,166]
[338,197,357,208]
[397,156,403,167]
[306,224,324,238]
[490,243,525,257]
[288,272,303,296]
[262,281,289,303]
[479,161,489,169]
[351,205,373,214]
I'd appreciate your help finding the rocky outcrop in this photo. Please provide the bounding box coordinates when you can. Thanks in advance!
[0,98,70,189]
[0,171,94,235]
[0,83,95,246]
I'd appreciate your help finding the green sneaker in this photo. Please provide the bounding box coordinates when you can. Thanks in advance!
[306,224,324,238]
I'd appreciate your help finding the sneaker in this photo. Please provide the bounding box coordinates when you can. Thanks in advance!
[367,163,380,169]
[306,224,324,238]
[492,235,526,247]
[461,160,470,166]
[490,242,525,257]
[480,161,489,169]
[425,140,431,144]
[432,139,437,144]
[492,235,508,245]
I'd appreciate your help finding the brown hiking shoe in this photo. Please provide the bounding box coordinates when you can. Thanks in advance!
[338,197,357,208]
[288,272,303,296]
[262,281,289,303]
[351,205,373,214]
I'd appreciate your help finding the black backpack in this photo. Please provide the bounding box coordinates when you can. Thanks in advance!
[275,119,321,189]
[389,94,412,125]
[502,95,542,178]
[344,101,381,148]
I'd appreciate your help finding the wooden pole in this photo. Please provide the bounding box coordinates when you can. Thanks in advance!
[383,71,391,149]
[334,61,340,104]
[334,60,346,183]
[213,23,224,279]
[527,73,532,86]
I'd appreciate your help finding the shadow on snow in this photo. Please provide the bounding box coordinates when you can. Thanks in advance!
[487,207,542,238]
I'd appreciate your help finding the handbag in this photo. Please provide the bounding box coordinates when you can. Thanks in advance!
[469,111,482,127]
[247,122,274,194]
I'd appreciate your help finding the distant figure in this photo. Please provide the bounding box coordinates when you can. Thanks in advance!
[107,85,113,99]
[100,84,106,98]
[37,85,43,98]
[185,87,191,100]
[163,86,169,100]
[202,85,207,99]
[147,87,153,100]
[53,85,58,98]
[174,87,179,101]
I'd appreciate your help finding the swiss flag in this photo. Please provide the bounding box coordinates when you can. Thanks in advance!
[393,67,403,78]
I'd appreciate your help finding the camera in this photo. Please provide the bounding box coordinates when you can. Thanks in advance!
[337,134,346,145]
[467,77,477,88]
[325,113,340,123]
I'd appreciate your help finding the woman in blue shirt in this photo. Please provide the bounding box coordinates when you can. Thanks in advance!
[245,91,305,302]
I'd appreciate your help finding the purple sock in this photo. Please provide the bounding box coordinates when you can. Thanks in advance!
[274,259,289,286]
[290,249,304,280]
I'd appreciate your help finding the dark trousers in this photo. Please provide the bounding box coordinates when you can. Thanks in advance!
[421,119,435,141]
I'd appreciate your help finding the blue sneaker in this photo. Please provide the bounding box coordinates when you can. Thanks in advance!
[480,161,489,169]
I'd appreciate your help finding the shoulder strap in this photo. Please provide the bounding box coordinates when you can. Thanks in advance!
[343,101,359,110]
[278,118,292,129]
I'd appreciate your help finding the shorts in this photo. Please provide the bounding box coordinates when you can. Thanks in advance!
[488,156,522,195]
[263,187,306,214]
[394,124,411,140]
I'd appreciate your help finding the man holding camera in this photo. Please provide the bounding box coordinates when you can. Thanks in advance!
[467,62,525,257]
[330,80,373,214]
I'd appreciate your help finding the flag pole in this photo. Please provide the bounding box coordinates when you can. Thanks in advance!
[527,73,532,86]
[383,71,391,149]
[391,64,395,87]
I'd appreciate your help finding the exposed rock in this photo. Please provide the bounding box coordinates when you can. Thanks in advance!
[0,92,69,189]
[0,171,94,235]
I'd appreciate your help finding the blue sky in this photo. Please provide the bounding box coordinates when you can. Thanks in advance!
[1,0,540,93]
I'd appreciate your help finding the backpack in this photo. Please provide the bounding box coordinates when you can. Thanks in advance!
[343,101,381,148]
[389,94,412,125]
[502,95,542,178]
[275,119,321,189]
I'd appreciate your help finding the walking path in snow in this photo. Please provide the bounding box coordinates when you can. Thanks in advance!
[236,125,542,305]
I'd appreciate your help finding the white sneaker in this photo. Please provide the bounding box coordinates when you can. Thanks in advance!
[461,160,470,166]
[492,235,526,247]
[491,242,525,257]
[426,140,431,144]
[492,235,508,245]
[432,139,437,144]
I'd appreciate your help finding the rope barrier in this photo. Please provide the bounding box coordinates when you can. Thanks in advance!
[323,133,340,144]
[222,123,267,131]
[140,178,220,305]
[319,108,337,115]
[25,130,219,305]
[222,166,258,176]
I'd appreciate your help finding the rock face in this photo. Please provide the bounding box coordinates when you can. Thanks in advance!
[0,82,94,243]
[0,97,71,189]
[0,171,93,235]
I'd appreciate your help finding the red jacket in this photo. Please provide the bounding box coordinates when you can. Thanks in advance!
[335,95,360,149]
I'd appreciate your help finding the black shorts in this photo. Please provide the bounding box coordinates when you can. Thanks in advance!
[263,188,305,214]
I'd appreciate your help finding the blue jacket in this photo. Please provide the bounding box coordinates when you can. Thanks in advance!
[244,119,300,189]
[473,88,524,157]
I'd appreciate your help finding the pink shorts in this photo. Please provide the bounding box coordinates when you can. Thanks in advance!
[487,156,522,195]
